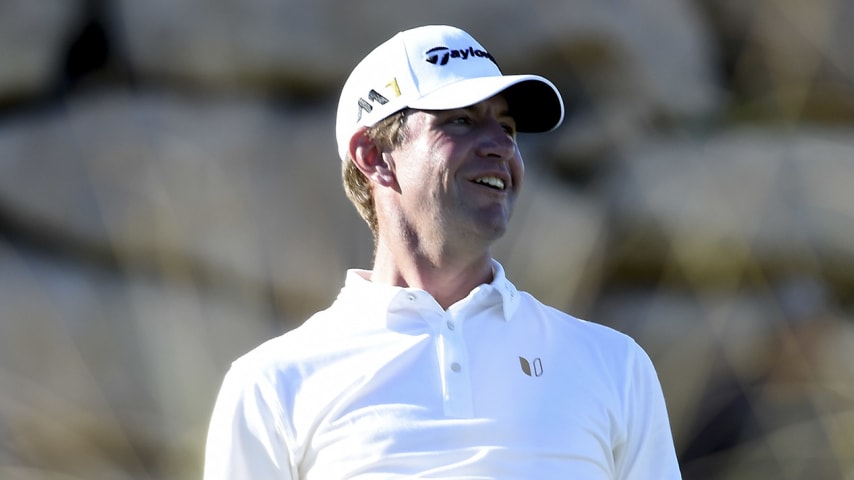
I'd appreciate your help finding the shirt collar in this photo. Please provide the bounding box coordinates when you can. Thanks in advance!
[340,259,520,322]
[488,259,521,321]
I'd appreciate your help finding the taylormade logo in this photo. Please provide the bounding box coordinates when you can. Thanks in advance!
[425,45,498,66]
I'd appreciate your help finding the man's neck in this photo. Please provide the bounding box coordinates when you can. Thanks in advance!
[370,240,495,310]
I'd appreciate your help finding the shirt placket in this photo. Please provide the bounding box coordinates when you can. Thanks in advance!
[435,301,475,419]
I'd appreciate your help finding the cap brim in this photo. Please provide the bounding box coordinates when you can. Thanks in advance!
[409,74,565,133]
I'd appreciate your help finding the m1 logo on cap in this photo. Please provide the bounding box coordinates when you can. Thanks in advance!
[425,45,499,67]
[356,78,402,122]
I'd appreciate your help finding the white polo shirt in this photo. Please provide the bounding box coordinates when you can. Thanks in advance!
[204,261,681,479]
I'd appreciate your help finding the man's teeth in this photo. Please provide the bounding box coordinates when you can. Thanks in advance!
[474,177,505,190]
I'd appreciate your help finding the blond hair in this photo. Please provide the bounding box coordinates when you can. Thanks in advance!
[341,110,408,239]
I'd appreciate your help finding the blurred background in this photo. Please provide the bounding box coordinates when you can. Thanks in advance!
[1,0,852,478]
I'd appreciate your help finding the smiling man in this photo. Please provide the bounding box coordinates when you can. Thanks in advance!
[204,25,682,479]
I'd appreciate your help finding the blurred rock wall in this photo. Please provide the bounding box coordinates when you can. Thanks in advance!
[1,0,852,478]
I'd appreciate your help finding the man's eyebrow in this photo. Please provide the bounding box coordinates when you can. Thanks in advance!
[462,103,515,120]
[428,103,515,125]
[494,108,517,126]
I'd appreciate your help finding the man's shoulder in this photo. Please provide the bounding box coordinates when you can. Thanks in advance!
[229,309,339,373]
[516,291,637,348]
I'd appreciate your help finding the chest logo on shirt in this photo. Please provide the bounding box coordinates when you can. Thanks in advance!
[519,356,544,377]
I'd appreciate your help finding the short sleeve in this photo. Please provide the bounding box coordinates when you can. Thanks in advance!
[614,342,682,480]
[203,362,296,480]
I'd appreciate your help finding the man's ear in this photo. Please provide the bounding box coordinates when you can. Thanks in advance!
[349,129,397,187]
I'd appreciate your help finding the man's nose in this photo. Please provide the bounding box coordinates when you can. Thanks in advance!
[477,121,517,159]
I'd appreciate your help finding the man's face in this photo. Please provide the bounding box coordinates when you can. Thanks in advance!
[386,94,524,250]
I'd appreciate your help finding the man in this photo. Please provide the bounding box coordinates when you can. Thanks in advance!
[204,25,681,479]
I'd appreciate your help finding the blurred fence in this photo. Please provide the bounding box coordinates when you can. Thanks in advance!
[1,1,852,478]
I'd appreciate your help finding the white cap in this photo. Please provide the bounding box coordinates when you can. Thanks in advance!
[336,25,565,161]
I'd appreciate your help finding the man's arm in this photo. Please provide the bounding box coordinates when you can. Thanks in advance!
[615,343,682,480]
[204,364,296,480]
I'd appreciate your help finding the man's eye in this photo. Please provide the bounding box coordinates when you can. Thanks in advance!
[451,116,472,125]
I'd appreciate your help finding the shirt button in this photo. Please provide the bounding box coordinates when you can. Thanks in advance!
[406,293,417,301]
[446,320,455,331]
[450,362,462,372]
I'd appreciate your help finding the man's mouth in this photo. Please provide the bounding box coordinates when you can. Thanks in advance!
[473,176,506,190]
